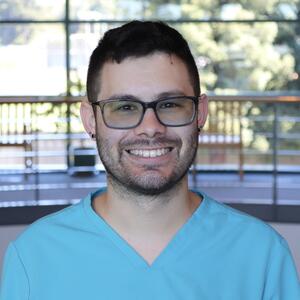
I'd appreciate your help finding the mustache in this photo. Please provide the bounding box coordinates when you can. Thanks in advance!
[119,136,182,150]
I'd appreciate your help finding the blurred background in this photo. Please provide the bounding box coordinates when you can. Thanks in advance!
[0,0,299,274]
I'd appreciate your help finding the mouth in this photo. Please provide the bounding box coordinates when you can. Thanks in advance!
[126,147,173,158]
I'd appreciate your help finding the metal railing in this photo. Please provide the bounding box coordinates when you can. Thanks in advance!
[0,95,299,207]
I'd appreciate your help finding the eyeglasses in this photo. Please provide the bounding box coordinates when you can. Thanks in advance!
[91,95,199,129]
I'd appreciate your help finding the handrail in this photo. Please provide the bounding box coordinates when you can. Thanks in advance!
[208,95,300,103]
[0,96,85,104]
[0,94,299,211]
[1,94,300,104]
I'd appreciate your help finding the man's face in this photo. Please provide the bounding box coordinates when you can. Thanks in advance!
[94,53,199,195]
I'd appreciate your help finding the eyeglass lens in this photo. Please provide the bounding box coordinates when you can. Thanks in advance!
[103,97,195,128]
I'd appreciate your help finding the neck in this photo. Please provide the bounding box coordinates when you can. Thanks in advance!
[93,176,201,238]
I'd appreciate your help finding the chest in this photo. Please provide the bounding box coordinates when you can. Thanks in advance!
[27,238,266,300]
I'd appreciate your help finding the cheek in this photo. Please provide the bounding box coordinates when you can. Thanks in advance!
[95,110,106,130]
[179,126,198,150]
[95,109,130,141]
[96,126,128,155]
[99,130,122,148]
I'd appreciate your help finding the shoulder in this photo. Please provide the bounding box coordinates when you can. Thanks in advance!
[199,191,286,248]
[13,195,90,250]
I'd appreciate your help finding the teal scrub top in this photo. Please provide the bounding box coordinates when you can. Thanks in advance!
[1,189,300,299]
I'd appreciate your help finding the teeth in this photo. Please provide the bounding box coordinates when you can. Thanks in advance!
[128,148,170,158]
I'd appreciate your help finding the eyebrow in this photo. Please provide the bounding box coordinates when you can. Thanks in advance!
[105,94,140,101]
[155,90,186,100]
[104,90,186,101]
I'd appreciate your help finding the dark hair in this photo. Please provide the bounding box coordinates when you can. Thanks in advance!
[86,20,200,102]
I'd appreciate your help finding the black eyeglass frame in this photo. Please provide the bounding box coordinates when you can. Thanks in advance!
[91,96,200,129]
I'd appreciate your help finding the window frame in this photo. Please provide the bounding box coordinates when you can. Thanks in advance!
[1,0,300,225]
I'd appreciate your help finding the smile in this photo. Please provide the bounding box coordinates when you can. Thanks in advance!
[127,147,172,158]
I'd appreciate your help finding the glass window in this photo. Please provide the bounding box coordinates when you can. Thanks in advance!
[174,22,299,93]
[70,0,299,21]
[0,25,66,96]
[1,0,300,213]
[71,0,145,20]
[0,0,65,20]
[69,23,120,96]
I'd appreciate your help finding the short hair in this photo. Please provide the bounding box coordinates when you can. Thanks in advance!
[86,20,200,102]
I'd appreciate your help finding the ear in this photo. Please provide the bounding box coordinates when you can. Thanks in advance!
[197,93,208,129]
[80,99,96,137]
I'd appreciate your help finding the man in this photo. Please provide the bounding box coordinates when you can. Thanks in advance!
[1,21,299,300]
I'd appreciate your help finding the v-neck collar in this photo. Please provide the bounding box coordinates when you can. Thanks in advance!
[83,188,209,269]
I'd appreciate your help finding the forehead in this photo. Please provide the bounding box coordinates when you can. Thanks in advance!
[98,53,194,100]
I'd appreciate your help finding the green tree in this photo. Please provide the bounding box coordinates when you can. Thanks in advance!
[0,0,36,45]
[0,0,62,45]
[139,0,299,156]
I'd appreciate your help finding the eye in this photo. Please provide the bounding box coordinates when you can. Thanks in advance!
[111,101,140,112]
[159,99,183,109]
[117,104,136,111]
[161,102,177,108]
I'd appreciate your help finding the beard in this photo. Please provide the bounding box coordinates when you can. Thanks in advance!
[96,128,198,196]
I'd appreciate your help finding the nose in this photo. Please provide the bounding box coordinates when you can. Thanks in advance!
[133,108,166,137]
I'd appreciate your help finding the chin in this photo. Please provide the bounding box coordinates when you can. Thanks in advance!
[123,171,185,196]
[127,182,176,196]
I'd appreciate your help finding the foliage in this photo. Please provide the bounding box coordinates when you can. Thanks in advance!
[1,0,300,152]
[0,0,36,45]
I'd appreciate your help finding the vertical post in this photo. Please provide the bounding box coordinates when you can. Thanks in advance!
[238,101,244,181]
[65,0,71,96]
[272,102,278,221]
[34,103,40,203]
[142,0,146,19]
[65,0,71,168]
